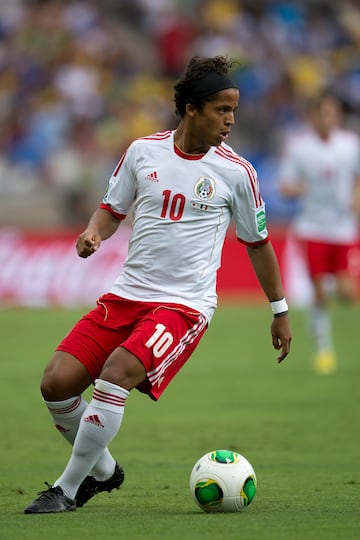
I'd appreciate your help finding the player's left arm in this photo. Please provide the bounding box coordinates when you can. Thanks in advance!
[350,137,360,217]
[246,241,292,363]
[351,174,360,218]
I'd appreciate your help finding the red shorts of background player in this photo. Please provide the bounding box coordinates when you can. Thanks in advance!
[302,239,353,278]
[57,293,208,400]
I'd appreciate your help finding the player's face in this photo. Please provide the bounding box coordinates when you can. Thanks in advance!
[192,88,239,149]
[313,97,341,136]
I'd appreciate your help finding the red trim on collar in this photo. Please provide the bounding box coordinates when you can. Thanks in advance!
[174,142,206,160]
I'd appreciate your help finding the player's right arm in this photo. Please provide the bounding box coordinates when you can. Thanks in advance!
[77,144,137,258]
[280,178,307,198]
[351,174,360,218]
[76,207,122,258]
[278,136,307,199]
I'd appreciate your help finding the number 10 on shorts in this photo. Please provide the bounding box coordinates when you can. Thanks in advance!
[145,323,174,357]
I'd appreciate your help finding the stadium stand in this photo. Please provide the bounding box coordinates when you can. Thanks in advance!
[0,0,359,226]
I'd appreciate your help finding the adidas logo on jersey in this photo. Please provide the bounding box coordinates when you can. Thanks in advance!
[145,171,159,182]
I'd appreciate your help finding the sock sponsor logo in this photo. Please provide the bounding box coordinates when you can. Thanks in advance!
[84,414,105,428]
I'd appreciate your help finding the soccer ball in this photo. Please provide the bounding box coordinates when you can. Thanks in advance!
[189,449,257,512]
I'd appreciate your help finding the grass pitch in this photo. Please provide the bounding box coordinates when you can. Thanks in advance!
[1,303,359,539]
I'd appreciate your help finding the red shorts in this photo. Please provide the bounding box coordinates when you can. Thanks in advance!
[302,240,353,278]
[57,293,208,400]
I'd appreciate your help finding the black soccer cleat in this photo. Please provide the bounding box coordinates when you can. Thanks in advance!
[24,483,76,514]
[75,461,124,508]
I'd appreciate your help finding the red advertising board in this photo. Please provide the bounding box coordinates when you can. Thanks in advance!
[0,227,359,307]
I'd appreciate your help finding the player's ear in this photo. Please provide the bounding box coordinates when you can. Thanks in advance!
[186,103,197,117]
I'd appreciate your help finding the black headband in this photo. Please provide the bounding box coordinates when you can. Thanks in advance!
[187,72,238,100]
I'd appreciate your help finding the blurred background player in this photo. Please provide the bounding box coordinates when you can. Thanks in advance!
[279,91,360,374]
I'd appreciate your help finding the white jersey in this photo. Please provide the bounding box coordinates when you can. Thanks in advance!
[102,130,268,321]
[279,127,360,243]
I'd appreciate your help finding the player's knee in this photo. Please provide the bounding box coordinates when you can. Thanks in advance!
[338,288,354,303]
[100,348,146,390]
[40,365,65,401]
[337,277,355,303]
[40,352,89,401]
[40,372,59,400]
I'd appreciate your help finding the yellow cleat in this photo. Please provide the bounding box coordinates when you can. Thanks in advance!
[314,350,337,374]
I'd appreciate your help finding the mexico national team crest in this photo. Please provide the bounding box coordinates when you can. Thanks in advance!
[194,176,216,200]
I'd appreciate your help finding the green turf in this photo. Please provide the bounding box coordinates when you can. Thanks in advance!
[1,303,359,539]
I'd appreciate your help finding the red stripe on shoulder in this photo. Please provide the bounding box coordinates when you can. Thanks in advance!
[112,132,172,176]
[138,130,172,141]
[99,203,126,221]
[112,150,128,177]
[215,146,262,208]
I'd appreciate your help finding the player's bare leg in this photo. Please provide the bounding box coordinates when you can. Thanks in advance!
[25,352,127,513]
[310,278,336,374]
[42,351,123,493]
[336,271,356,303]
[25,348,145,513]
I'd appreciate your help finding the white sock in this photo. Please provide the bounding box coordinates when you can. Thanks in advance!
[54,379,129,500]
[309,305,333,352]
[45,396,87,445]
[45,396,118,481]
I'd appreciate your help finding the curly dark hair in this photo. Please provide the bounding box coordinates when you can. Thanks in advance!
[174,56,237,118]
[310,88,342,110]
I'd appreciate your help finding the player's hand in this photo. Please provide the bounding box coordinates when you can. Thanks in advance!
[76,230,101,258]
[271,315,292,363]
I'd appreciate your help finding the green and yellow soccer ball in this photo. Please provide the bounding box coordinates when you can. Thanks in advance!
[189,449,257,512]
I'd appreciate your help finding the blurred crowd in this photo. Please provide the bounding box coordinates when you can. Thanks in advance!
[0,0,359,226]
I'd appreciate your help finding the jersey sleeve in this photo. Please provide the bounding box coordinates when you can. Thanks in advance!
[231,165,269,246]
[101,143,137,216]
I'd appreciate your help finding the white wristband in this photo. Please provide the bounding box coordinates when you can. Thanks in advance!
[270,297,288,317]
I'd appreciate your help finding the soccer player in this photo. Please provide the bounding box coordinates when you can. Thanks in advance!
[279,90,360,374]
[24,55,292,514]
